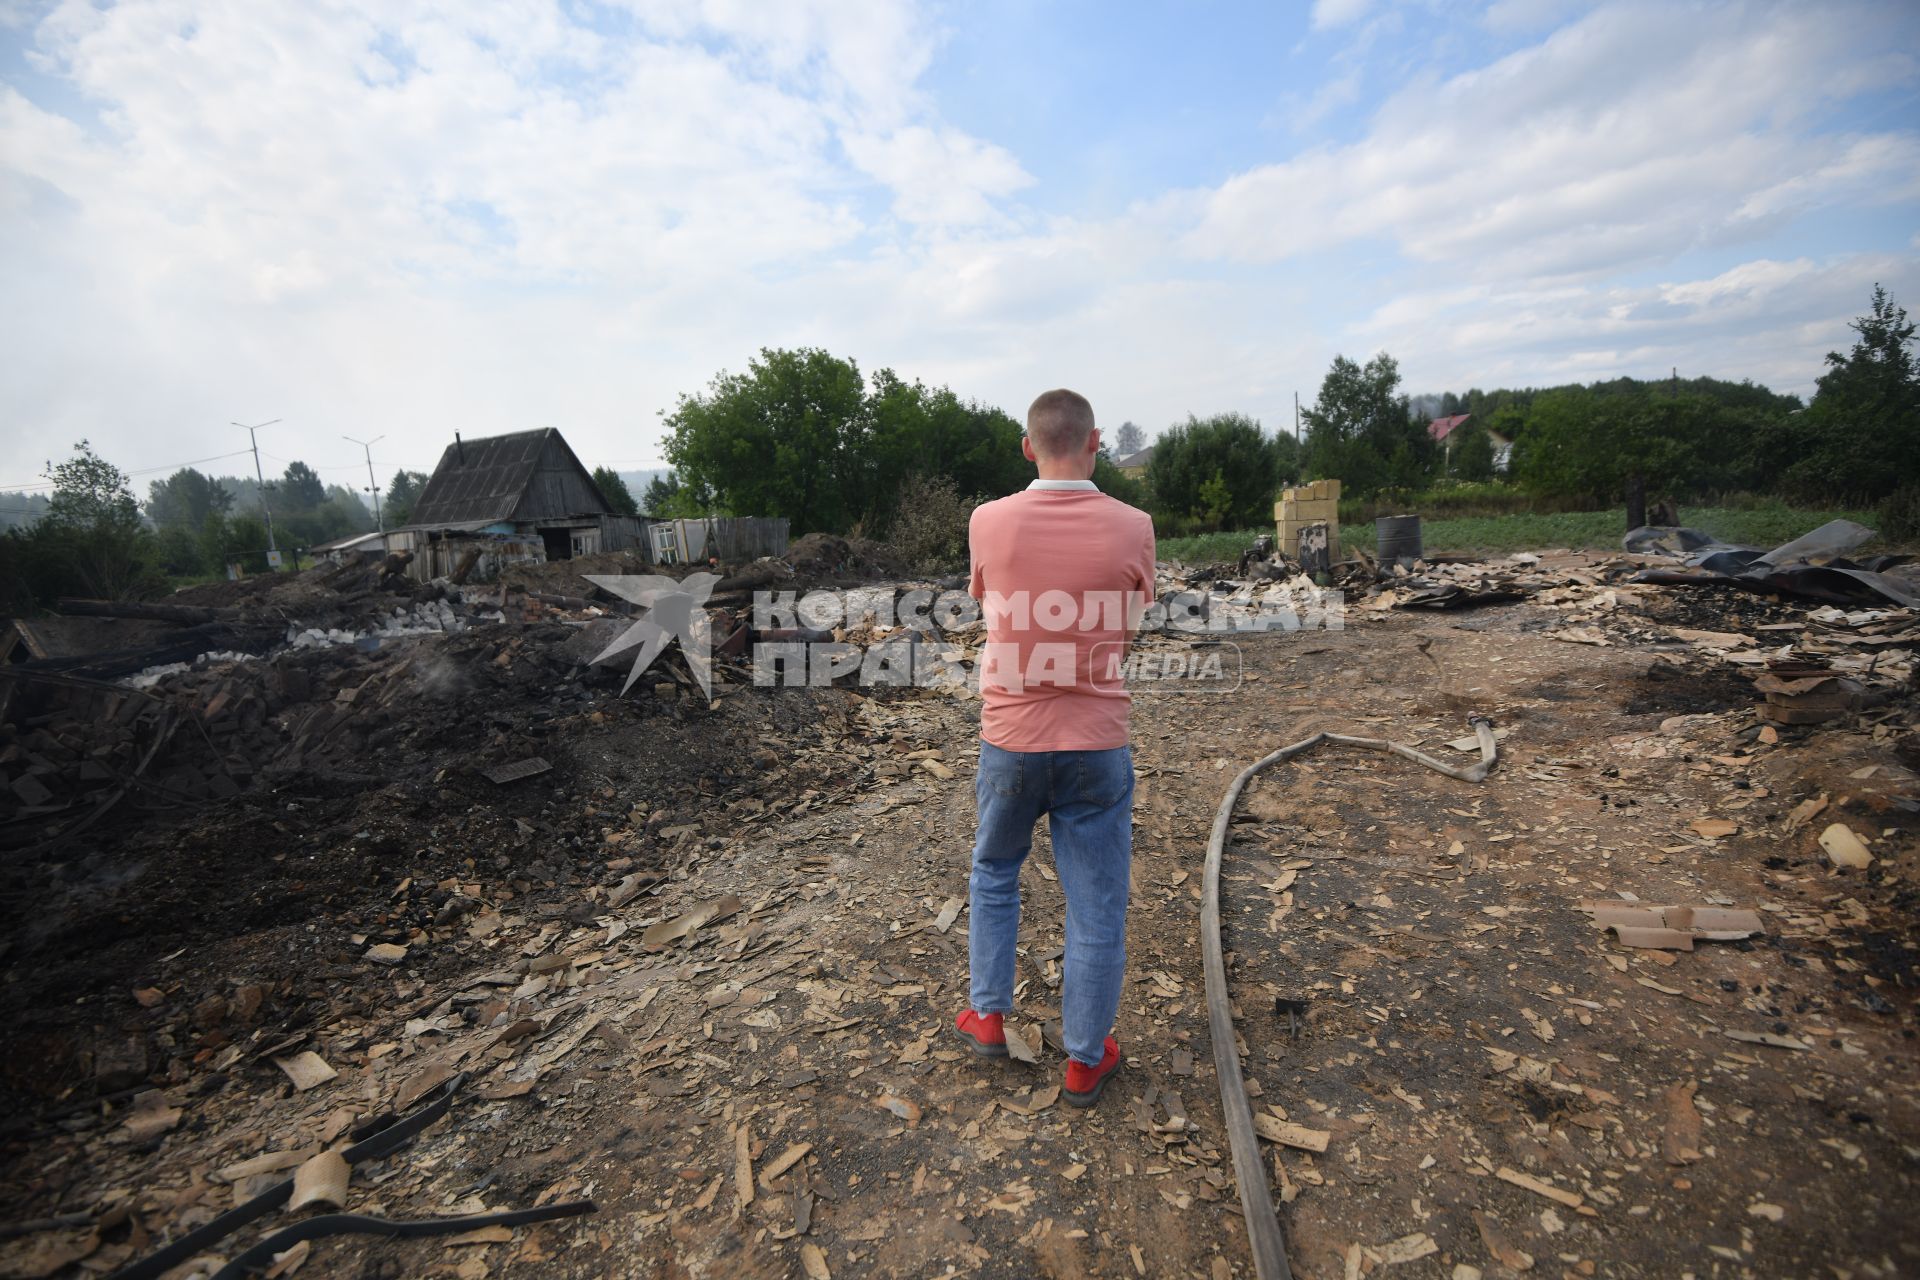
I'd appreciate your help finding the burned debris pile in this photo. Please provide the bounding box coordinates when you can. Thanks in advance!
[2,540,957,846]
[0,547,920,1055]
[1170,517,1917,732]
[0,537,994,1277]
[1627,518,1919,608]
[0,514,1913,1280]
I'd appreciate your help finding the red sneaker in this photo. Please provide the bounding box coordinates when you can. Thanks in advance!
[1064,1036,1121,1108]
[955,1010,1008,1057]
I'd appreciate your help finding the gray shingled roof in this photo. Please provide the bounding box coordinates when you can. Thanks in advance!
[404,428,612,530]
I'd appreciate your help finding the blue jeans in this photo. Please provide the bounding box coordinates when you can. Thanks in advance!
[968,741,1134,1066]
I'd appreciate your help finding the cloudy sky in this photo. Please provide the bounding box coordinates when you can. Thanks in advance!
[2,0,1917,490]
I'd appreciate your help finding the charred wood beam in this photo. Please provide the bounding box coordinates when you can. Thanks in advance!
[56,598,243,624]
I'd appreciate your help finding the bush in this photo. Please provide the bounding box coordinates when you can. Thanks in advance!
[1145,413,1286,529]
[1150,512,1214,540]
[1336,481,1591,525]
[1876,485,1920,545]
[1156,529,1269,564]
[888,475,979,573]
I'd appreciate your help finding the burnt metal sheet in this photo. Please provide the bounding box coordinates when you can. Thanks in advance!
[1626,518,1919,607]
[483,757,553,785]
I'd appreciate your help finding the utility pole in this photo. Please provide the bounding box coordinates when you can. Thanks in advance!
[234,418,282,567]
[1293,392,1301,441]
[343,434,385,532]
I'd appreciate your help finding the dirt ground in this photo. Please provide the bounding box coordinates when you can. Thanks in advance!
[1,581,1916,1279]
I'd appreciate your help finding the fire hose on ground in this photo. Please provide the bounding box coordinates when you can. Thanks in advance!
[1202,717,1499,1280]
[109,1072,596,1280]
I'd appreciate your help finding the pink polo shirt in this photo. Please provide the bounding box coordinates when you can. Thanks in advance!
[968,481,1157,752]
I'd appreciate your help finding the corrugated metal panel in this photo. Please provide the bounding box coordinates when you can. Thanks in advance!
[406,428,614,529]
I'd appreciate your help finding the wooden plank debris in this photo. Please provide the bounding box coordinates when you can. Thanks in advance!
[1494,1166,1584,1209]
[733,1122,754,1210]
[287,1150,351,1212]
[1252,1113,1331,1153]
[759,1142,812,1188]
[273,1051,337,1092]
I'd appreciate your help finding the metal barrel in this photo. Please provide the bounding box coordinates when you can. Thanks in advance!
[1376,513,1423,564]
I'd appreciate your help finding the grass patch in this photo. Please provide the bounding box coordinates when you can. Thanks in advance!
[1155,530,1265,564]
[1159,503,1886,563]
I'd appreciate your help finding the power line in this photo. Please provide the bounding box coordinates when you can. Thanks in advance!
[0,448,257,493]
[259,450,374,472]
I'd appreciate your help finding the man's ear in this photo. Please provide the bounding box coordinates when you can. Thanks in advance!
[1022,436,1038,463]
[1087,427,1102,455]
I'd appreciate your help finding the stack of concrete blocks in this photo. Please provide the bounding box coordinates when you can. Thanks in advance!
[1273,478,1341,560]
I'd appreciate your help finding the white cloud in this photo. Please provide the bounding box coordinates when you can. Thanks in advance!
[0,0,1914,486]
[0,0,1044,474]
[1481,0,1592,34]
[1189,2,1920,280]
[1311,0,1376,31]
[843,125,1032,227]
[1359,252,1920,397]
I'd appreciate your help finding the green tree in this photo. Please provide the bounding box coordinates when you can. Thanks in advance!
[384,469,430,527]
[861,370,1026,532]
[1112,421,1148,456]
[1788,284,1919,501]
[152,526,206,577]
[39,440,158,599]
[1450,422,1496,481]
[1197,469,1232,527]
[146,468,233,532]
[663,347,868,535]
[280,461,326,510]
[266,480,371,548]
[1092,452,1149,509]
[1302,353,1434,496]
[642,471,687,516]
[0,491,52,532]
[639,471,715,518]
[1516,388,1711,510]
[319,485,375,539]
[661,350,1033,536]
[1272,429,1302,487]
[1145,413,1284,529]
[203,512,273,575]
[1485,403,1529,448]
[592,466,640,516]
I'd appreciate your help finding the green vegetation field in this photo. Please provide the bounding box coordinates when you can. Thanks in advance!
[1157,503,1886,564]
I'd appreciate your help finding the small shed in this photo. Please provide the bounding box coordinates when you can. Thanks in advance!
[390,428,651,581]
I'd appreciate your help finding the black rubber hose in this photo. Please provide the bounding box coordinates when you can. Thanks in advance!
[1202,718,1498,1280]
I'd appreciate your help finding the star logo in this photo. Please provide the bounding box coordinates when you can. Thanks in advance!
[583,573,722,697]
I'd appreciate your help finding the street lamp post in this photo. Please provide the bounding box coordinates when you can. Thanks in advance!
[343,434,386,532]
[233,418,282,568]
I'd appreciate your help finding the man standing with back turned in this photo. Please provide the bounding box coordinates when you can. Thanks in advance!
[954,388,1156,1108]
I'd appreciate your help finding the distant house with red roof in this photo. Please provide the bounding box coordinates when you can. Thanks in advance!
[1426,413,1514,473]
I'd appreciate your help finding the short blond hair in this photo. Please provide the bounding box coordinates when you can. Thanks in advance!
[1026,388,1095,459]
